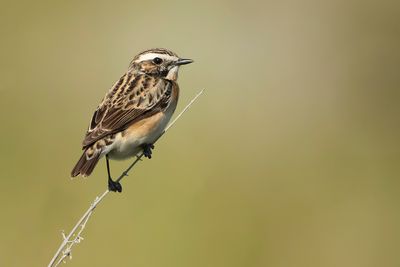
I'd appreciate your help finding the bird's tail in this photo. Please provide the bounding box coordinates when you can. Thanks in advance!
[71,150,101,177]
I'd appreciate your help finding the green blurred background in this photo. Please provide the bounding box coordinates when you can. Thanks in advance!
[1,0,399,266]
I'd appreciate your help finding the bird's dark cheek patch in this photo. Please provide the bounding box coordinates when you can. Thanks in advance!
[160,69,168,77]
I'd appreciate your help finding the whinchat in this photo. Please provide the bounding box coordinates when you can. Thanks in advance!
[71,48,193,192]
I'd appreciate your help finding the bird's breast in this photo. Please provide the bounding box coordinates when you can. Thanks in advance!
[107,85,179,160]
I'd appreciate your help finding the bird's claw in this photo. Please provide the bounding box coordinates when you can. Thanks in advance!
[108,179,122,193]
[142,144,155,159]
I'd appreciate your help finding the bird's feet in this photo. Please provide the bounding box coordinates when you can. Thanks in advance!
[108,178,122,193]
[142,144,155,159]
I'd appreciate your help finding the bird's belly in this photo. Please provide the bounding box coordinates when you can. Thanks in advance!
[107,111,172,160]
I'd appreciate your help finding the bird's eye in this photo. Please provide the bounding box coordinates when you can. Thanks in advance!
[153,57,163,64]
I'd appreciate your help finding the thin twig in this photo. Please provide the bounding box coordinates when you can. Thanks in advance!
[47,89,204,267]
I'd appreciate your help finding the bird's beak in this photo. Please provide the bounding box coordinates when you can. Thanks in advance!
[175,58,194,66]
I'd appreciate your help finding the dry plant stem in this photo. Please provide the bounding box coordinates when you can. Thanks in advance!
[47,89,205,267]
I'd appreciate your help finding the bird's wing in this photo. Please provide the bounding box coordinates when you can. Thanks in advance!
[82,73,173,148]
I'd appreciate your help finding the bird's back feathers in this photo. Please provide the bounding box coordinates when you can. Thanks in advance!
[82,73,173,148]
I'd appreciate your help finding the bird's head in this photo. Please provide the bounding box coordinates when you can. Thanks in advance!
[129,48,193,81]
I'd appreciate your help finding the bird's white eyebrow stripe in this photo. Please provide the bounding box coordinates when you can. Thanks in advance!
[137,53,177,62]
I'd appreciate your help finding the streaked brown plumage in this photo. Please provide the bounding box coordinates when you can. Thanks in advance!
[71,48,193,190]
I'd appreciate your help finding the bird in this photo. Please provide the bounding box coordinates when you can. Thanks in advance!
[71,48,193,192]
